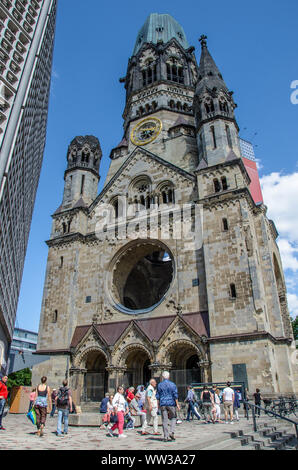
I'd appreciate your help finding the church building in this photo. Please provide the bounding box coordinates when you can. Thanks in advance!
[33,13,298,401]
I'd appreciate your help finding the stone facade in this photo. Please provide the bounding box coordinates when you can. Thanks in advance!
[33,14,297,400]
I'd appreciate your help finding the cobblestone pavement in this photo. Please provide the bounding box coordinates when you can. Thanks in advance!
[0,413,273,451]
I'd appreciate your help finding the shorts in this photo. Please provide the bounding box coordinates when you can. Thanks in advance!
[224,401,233,411]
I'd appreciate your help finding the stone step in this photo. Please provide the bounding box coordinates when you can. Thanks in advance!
[199,438,244,451]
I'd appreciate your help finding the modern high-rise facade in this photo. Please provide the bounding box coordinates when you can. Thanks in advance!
[0,0,58,374]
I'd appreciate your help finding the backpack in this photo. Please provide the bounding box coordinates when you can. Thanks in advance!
[57,387,69,407]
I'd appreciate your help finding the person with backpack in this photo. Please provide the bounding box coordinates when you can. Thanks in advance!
[185,386,201,421]
[55,380,73,437]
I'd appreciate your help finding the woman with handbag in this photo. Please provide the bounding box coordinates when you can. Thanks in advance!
[28,388,36,413]
[34,376,52,437]
[107,386,127,438]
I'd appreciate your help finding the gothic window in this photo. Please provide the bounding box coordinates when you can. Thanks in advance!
[111,197,124,220]
[230,283,237,299]
[81,149,90,163]
[53,310,58,323]
[62,222,67,234]
[221,176,228,190]
[226,125,233,148]
[80,175,85,195]
[130,176,152,213]
[158,182,175,205]
[167,62,184,84]
[60,256,64,268]
[142,59,157,86]
[222,218,229,231]
[219,100,228,113]
[205,99,215,114]
[113,199,119,219]
[213,178,221,193]
[210,125,217,149]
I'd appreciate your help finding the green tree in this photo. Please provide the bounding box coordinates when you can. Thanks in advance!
[291,317,298,346]
[7,368,32,390]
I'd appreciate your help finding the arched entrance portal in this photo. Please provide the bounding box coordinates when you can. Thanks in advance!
[168,343,202,397]
[84,351,108,402]
[123,349,151,389]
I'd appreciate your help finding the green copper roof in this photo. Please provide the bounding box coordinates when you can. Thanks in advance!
[133,13,189,55]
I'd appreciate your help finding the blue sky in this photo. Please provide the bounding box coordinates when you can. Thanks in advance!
[16,0,298,331]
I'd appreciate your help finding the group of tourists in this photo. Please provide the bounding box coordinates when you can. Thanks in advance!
[100,371,180,442]
[98,375,251,441]
[185,383,242,424]
[0,370,265,442]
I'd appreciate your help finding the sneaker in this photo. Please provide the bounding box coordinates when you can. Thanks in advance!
[164,438,170,442]
[169,433,175,441]
[118,434,127,438]
[0,426,6,430]
[107,428,114,437]
[56,433,64,437]
[230,421,234,425]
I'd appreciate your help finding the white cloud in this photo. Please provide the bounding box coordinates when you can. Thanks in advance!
[260,171,298,318]
[287,293,298,319]
[255,158,263,171]
[276,239,298,272]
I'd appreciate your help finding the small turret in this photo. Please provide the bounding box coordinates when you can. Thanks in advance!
[62,135,102,209]
[193,35,241,167]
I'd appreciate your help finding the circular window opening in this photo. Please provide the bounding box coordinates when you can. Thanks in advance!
[111,241,174,313]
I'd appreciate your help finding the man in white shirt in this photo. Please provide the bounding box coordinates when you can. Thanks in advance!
[143,379,161,435]
[222,382,235,424]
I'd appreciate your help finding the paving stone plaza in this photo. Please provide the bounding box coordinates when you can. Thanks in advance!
[1,412,297,451]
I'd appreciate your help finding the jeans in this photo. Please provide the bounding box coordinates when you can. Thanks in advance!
[50,403,56,417]
[186,401,201,421]
[0,398,6,427]
[57,409,69,435]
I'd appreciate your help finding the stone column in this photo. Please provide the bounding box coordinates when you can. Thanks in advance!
[106,366,127,393]
[148,363,172,381]
[69,367,87,405]
[199,361,211,383]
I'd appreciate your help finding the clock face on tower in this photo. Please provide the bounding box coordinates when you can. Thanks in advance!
[130,117,162,146]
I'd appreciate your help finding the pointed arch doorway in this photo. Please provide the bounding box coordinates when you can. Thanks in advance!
[84,350,108,402]
[168,343,203,397]
[123,348,151,389]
